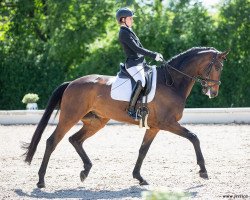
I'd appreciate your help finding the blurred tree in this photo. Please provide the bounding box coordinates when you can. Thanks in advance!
[214,0,250,107]
[0,0,114,109]
[0,0,249,109]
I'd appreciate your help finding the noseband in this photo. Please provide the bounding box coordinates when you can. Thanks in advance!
[163,53,222,91]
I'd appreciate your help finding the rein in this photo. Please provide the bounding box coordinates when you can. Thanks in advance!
[162,53,221,88]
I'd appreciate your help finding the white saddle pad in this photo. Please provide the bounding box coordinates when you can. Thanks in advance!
[110,66,157,103]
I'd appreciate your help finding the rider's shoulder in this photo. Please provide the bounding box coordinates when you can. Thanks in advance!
[120,26,131,34]
[119,27,132,38]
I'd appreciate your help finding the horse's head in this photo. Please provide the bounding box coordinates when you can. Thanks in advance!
[198,50,229,98]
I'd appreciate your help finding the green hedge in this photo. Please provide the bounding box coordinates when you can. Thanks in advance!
[0,0,249,109]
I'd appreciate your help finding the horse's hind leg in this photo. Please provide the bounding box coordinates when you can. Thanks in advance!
[37,122,74,188]
[37,99,90,188]
[69,113,109,182]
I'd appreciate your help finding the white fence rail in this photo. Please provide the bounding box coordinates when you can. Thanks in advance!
[0,108,249,125]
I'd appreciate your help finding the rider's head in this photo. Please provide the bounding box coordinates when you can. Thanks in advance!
[116,7,135,28]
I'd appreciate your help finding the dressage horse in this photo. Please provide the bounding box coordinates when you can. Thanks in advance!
[23,47,228,188]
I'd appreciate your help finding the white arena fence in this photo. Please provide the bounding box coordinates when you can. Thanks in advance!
[0,108,249,125]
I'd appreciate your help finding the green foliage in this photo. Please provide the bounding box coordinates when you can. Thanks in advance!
[142,190,189,200]
[217,0,250,107]
[0,0,249,109]
[0,0,115,109]
[188,0,250,107]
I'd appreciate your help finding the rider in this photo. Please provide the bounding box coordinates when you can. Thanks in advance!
[116,7,164,120]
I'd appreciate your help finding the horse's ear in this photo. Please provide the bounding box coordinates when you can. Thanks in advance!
[219,50,230,60]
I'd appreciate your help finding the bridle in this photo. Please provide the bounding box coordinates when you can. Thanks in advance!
[163,52,223,93]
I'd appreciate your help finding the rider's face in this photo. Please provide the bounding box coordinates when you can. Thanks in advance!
[125,16,133,27]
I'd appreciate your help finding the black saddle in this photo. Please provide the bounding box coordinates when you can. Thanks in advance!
[117,63,153,96]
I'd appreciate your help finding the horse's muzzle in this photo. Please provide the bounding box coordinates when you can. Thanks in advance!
[203,87,218,99]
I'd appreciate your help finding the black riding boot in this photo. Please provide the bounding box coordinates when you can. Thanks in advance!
[128,81,143,120]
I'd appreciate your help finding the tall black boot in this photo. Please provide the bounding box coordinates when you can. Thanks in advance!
[128,80,143,120]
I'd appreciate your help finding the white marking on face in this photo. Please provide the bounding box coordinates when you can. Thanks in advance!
[206,89,212,98]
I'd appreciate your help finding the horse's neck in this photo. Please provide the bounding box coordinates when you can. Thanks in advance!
[176,77,195,99]
[158,63,197,100]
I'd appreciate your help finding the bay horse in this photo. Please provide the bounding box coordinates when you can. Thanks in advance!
[23,47,228,188]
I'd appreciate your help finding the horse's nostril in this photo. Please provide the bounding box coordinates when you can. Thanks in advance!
[211,91,218,98]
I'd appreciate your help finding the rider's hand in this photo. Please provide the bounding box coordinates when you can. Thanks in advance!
[155,53,164,62]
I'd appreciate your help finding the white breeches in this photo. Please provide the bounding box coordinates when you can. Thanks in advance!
[126,64,146,87]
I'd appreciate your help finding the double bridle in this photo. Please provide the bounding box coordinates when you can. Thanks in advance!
[163,53,223,92]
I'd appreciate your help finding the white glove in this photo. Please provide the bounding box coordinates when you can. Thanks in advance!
[155,53,164,62]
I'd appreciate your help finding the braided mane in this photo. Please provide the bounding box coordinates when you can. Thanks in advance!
[167,47,218,69]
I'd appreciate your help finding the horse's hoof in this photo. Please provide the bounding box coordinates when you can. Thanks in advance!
[80,171,87,182]
[139,180,149,186]
[199,171,209,179]
[37,182,45,188]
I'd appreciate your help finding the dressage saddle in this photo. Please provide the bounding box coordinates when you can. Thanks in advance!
[117,63,153,96]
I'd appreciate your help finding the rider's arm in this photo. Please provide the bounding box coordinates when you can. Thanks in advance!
[120,31,157,59]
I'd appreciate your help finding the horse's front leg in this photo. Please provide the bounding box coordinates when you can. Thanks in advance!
[133,128,159,185]
[163,121,208,179]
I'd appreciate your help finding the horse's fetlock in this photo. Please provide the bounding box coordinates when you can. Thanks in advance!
[84,163,92,171]
[132,169,140,177]
[133,172,139,178]
[38,170,45,177]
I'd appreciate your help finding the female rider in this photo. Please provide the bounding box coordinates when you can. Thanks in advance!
[116,7,164,120]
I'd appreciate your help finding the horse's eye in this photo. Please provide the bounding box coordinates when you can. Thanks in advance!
[215,65,221,71]
[215,60,223,71]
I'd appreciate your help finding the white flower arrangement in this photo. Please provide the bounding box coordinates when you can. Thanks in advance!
[22,93,39,104]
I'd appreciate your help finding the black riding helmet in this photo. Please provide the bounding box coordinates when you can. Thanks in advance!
[116,7,135,23]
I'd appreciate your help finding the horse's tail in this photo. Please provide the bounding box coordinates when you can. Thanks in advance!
[23,82,70,164]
